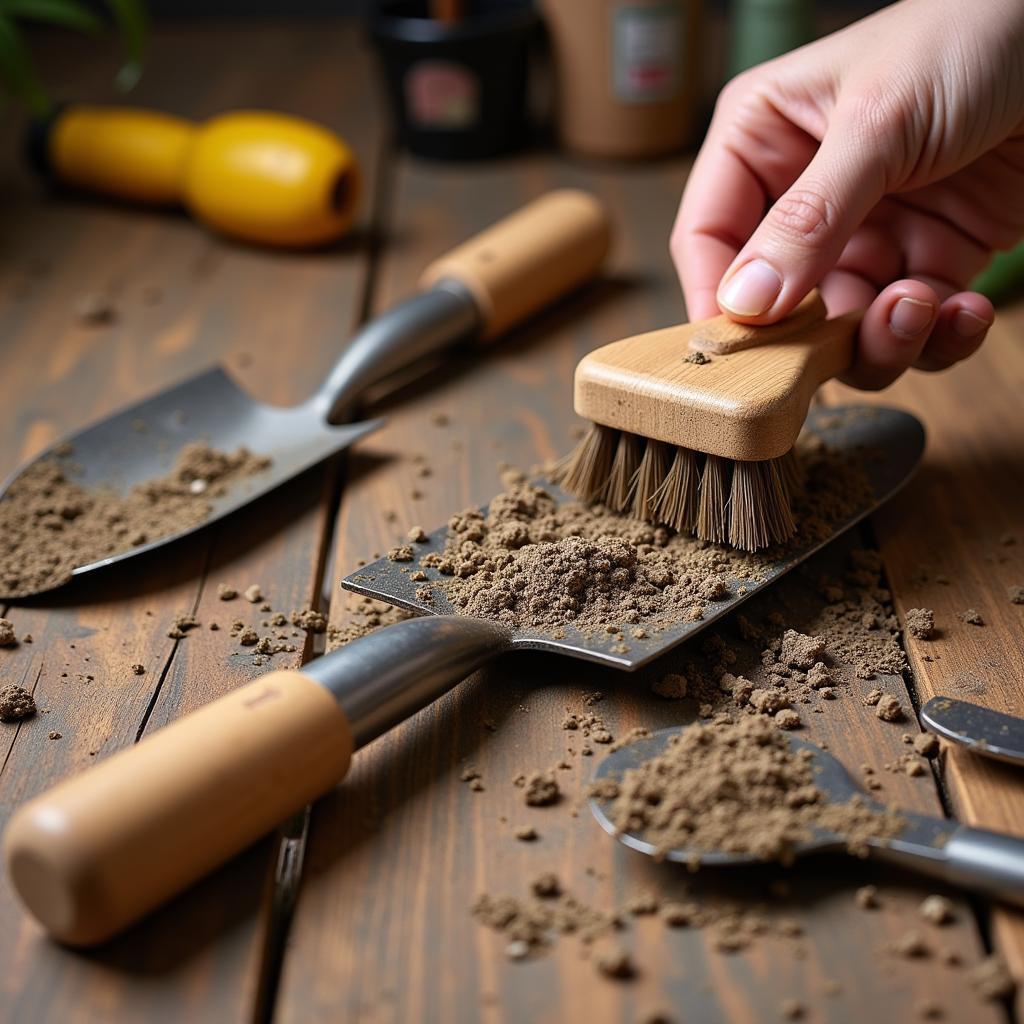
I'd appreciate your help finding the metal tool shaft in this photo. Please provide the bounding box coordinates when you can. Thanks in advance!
[303,616,511,747]
[313,281,481,423]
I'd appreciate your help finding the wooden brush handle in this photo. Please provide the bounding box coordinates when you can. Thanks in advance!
[420,189,612,339]
[574,291,864,460]
[3,671,352,947]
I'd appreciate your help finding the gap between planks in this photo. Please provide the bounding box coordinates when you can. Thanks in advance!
[247,130,399,1024]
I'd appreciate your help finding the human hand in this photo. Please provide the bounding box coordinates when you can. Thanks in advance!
[671,0,1024,389]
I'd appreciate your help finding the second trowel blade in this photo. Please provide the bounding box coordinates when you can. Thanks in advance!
[343,405,925,671]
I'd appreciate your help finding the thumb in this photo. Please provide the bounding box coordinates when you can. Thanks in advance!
[716,118,886,323]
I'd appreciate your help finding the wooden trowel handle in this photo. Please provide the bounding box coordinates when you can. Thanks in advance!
[3,671,352,947]
[420,189,612,339]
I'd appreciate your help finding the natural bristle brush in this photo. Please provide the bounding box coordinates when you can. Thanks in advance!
[553,291,862,551]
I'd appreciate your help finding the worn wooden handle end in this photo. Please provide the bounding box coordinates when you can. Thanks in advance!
[420,188,612,339]
[3,671,352,946]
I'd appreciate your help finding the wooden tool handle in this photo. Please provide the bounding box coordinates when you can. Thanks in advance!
[419,189,612,339]
[3,671,352,947]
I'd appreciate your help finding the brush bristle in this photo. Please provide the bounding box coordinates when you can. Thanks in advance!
[777,448,804,500]
[629,440,671,521]
[696,454,731,544]
[551,424,619,502]
[728,458,797,550]
[651,445,700,532]
[553,425,804,553]
[605,432,645,512]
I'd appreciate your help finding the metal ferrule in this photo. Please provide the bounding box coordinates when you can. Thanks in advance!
[313,280,481,424]
[303,616,511,748]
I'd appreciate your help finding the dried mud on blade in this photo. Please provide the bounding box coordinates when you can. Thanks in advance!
[343,405,925,670]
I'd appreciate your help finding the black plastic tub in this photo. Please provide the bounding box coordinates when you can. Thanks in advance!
[370,1,538,160]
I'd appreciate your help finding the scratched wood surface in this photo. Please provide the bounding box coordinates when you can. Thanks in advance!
[0,22,383,1023]
[275,155,1006,1023]
[0,19,1019,1024]
[828,317,1024,1018]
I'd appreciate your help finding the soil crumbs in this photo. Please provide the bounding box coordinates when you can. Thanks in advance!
[0,443,271,596]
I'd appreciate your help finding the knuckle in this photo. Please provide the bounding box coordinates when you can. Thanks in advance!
[668,223,686,259]
[714,68,765,117]
[768,187,836,244]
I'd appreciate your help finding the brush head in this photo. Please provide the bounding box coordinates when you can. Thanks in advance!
[559,294,864,551]
[552,424,800,552]
[572,297,859,461]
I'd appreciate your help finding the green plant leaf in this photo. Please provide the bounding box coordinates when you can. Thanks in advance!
[104,0,147,91]
[0,0,104,35]
[0,13,49,116]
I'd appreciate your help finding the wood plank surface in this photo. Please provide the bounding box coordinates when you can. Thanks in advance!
[828,312,1024,1017]
[0,22,383,1021]
[0,18,1019,1024]
[276,156,1005,1023]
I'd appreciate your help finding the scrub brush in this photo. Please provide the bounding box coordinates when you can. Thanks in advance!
[552,292,862,551]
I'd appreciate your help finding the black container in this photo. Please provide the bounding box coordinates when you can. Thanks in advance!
[370,1,538,160]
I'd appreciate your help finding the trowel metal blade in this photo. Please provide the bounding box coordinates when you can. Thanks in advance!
[0,367,381,595]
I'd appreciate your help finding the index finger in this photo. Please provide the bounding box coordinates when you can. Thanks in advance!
[671,136,767,320]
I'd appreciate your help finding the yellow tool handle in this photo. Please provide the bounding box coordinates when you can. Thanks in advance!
[36,105,361,248]
[420,188,613,339]
[3,671,352,946]
[47,105,195,205]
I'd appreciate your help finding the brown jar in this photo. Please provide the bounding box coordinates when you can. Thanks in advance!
[542,0,702,158]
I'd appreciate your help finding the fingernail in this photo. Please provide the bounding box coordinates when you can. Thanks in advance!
[952,308,991,339]
[889,297,935,338]
[717,259,783,316]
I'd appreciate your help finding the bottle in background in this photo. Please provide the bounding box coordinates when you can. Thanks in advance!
[542,0,702,159]
[728,0,813,79]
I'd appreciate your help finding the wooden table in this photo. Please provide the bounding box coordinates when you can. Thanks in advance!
[1,21,1022,1024]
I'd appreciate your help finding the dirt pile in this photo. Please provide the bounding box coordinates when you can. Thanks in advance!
[598,717,905,863]
[0,443,271,596]
[404,430,876,640]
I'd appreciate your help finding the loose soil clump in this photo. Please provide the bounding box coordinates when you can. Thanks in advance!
[970,954,1017,1001]
[0,443,271,596]
[905,608,934,639]
[0,684,36,721]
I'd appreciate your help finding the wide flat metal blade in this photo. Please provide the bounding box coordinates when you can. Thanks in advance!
[343,405,925,671]
[1,367,381,594]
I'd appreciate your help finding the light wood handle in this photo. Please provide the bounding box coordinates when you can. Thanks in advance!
[3,671,352,946]
[574,303,863,460]
[419,189,612,339]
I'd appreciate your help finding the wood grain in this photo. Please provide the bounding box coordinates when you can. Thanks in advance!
[276,156,1002,1023]
[0,21,382,1020]
[827,311,1024,1017]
